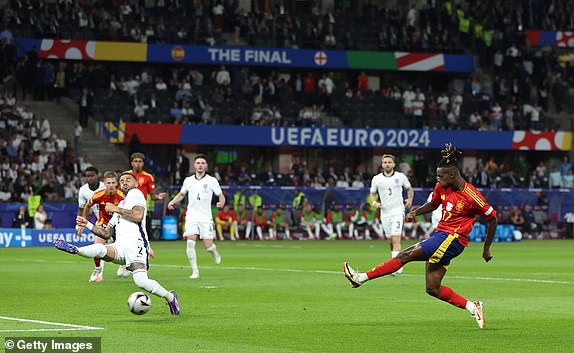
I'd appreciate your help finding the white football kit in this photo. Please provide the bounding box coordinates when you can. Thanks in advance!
[78,182,105,219]
[370,171,412,237]
[180,174,222,239]
[108,188,149,267]
[427,191,442,230]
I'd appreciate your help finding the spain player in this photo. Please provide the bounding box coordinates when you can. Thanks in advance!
[344,144,497,329]
[126,152,167,203]
[81,171,124,282]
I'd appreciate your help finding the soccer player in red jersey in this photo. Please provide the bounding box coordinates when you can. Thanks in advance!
[127,152,167,202]
[81,171,125,282]
[344,144,497,329]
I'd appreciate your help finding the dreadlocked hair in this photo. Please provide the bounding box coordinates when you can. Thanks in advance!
[437,143,462,170]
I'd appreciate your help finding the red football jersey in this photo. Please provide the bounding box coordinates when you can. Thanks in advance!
[88,189,125,226]
[126,169,155,200]
[216,210,234,221]
[430,182,496,246]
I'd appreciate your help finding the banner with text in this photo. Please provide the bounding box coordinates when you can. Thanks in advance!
[105,123,572,151]
[0,228,96,248]
[15,38,474,72]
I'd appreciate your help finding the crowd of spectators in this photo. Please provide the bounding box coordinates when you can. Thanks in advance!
[4,0,572,131]
[0,83,95,203]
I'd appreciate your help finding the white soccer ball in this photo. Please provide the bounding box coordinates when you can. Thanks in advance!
[127,292,151,315]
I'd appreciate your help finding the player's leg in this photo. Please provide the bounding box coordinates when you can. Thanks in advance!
[424,234,486,328]
[425,262,484,327]
[303,224,313,240]
[185,234,200,278]
[184,219,201,278]
[348,222,355,239]
[90,236,107,282]
[255,225,264,240]
[245,221,252,240]
[343,242,427,287]
[233,221,239,240]
[201,222,221,265]
[313,222,320,240]
[129,250,180,315]
[229,221,236,240]
[203,238,221,265]
[390,235,403,273]
[281,223,292,240]
[373,221,384,238]
[335,222,343,239]
[320,222,332,239]
[215,220,224,241]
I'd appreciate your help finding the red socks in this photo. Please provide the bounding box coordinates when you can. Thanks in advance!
[366,257,403,279]
[94,257,101,268]
[437,286,467,309]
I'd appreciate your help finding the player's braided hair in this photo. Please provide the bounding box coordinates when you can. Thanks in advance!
[437,143,462,170]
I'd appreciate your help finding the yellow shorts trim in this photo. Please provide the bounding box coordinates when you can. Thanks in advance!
[429,233,458,264]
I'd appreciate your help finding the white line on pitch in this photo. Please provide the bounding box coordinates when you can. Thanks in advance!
[2,258,573,285]
[0,328,102,333]
[152,264,574,285]
[0,316,104,331]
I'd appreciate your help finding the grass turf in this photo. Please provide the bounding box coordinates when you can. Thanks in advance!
[1,239,573,353]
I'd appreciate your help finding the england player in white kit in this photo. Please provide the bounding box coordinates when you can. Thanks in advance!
[76,166,105,282]
[370,154,414,274]
[55,172,180,315]
[168,154,226,279]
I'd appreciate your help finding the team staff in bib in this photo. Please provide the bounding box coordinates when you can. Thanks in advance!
[167,154,225,279]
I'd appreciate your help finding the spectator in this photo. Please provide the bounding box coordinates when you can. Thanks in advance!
[33,204,48,229]
[12,205,31,228]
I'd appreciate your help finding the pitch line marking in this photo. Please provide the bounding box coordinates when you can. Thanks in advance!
[153,264,574,285]
[0,316,104,333]
[3,258,573,285]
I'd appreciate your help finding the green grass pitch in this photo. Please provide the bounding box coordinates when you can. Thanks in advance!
[1,240,573,353]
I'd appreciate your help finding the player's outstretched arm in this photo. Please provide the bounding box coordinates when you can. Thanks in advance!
[406,201,438,220]
[76,216,115,240]
[107,204,145,223]
[405,186,414,209]
[482,217,497,262]
[216,193,226,208]
[167,192,186,210]
[370,192,381,209]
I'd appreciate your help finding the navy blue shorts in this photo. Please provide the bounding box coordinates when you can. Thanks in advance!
[420,231,465,266]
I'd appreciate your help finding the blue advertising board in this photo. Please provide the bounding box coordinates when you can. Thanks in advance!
[0,228,96,248]
[179,126,513,149]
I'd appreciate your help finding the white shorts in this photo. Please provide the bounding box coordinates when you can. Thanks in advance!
[381,214,404,238]
[184,221,215,240]
[109,238,149,268]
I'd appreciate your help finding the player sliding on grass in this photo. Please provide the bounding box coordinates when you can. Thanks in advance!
[55,172,180,315]
[344,143,497,329]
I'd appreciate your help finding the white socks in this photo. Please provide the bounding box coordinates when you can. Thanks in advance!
[465,301,477,314]
[391,251,403,274]
[186,239,198,271]
[132,270,170,300]
[206,244,218,256]
[78,244,107,259]
[358,273,369,283]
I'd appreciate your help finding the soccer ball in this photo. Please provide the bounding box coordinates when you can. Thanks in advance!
[127,292,151,315]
